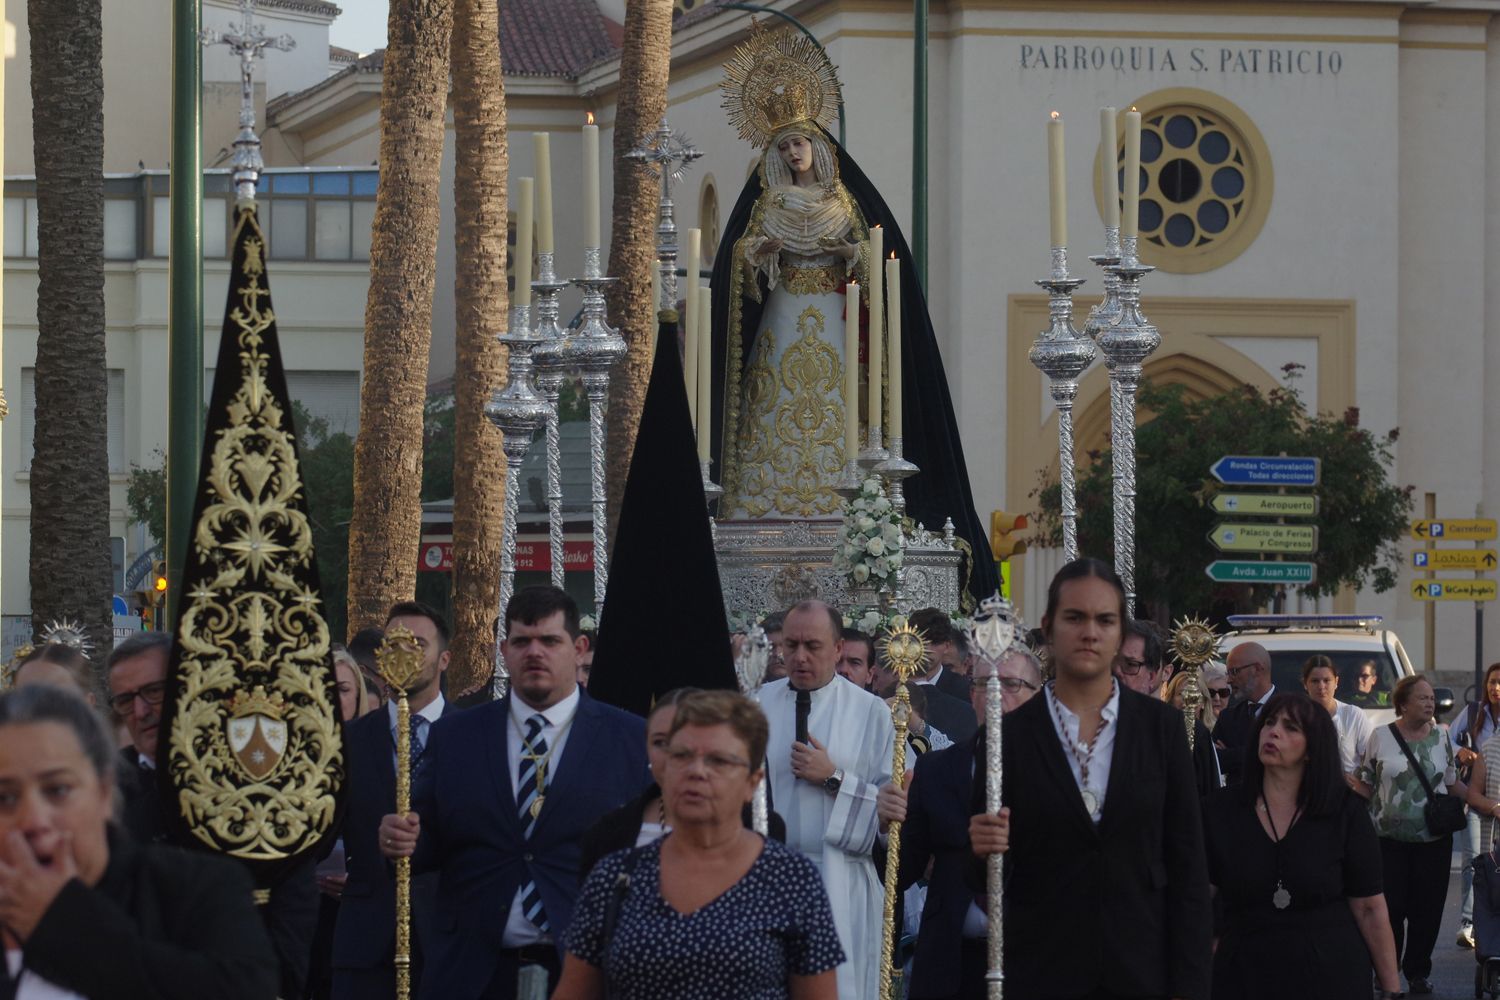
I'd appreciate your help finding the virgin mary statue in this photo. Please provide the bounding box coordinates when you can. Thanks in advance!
[709,25,998,603]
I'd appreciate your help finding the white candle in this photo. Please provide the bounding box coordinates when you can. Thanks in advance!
[534,132,554,255]
[582,119,601,249]
[1122,109,1141,241]
[1047,112,1067,248]
[867,226,884,437]
[1099,107,1120,230]
[697,287,712,464]
[683,229,701,425]
[513,177,534,309]
[844,281,860,464]
[885,256,902,440]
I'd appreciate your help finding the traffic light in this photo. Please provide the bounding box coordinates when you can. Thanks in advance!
[150,560,168,607]
[990,510,1029,561]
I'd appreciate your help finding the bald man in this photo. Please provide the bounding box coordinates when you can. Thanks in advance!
[1211,641,1276,787]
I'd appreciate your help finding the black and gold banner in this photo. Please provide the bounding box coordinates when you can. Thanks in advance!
[158,203,347,888]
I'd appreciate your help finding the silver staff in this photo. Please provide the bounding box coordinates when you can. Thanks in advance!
[734,625,772,834]
[566,249,625,614]
[625,119,702,315]
[966,594,1019,1000]
[1030,247,1095,563]
[530,255,572,590]
[1096,235,1159,617]
[200,0,294,200]
[486,300,549,699]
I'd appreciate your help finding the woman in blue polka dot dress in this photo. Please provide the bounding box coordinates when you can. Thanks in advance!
[555,690,843,1000]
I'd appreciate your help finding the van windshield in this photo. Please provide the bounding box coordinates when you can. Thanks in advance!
[1265,650,1399,709]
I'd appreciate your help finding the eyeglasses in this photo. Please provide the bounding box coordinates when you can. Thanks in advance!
[997,677,1039,693]
[1358,673,1376,682]
[1227,662,1257,677]
[1115,657,1151,676]
[108,680,167,718]
[1208,687,1232,699]
[664,748,751,777]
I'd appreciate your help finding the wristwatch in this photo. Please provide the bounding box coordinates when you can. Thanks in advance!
[822,768,845,796]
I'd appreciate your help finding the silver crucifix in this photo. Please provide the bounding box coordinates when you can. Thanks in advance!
[201,0,296,199]
[625,119,703,313]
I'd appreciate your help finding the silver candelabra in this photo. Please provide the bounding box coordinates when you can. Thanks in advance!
[1029,246,1095,564]
[486,304,549,698]
[1082,225,1122,341]
[1096,235,1160,617]
[530,254,572,590]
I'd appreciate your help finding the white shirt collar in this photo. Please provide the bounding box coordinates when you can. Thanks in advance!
[913,665,944,686]
[1046,677,1121,724]
[1255,684,1277,707]
[388,691,446,730]
[511,685,582,731]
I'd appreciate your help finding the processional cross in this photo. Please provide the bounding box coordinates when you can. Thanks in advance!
[625,120,703,312]
[201,0,296,198]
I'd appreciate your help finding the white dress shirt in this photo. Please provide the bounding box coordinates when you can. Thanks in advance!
[1043,680,1121,824]
[6,950,83,999]
[501,686,581,948]
[1331,700,1375,774]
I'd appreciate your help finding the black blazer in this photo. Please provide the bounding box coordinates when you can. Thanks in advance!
[21,835,278,999]
[1001,687,1213,1000]
[931,667,971,702]
[333,701,458,970]
[897,733,987,999]
[576,782,788,879]
[412,691,649,998]
[917,684,978,743]
[1210,689,1272,788]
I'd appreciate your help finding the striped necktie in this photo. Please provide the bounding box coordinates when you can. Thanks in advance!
[516,714,550,932]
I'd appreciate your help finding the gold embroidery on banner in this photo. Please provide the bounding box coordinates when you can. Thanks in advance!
[782,264,843,296]
[168,207,342,862]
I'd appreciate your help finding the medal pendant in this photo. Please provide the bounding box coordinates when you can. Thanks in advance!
[530,795,544,819]
[1081,789,1099,815]
[1272,882,1291,910]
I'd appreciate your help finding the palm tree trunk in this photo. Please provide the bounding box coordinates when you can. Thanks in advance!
[447,0,507,697]
[28,0,112,658]
[347,0,454,633]
[603,0,673,548]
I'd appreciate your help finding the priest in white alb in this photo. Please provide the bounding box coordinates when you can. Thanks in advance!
[758,599,894,1000]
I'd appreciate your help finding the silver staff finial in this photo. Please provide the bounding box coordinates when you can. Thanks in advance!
[202,0,296,200]
[626,119,703,312]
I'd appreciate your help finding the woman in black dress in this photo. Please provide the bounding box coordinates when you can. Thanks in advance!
[1204,691,1401,999]
[556,690,841,1000]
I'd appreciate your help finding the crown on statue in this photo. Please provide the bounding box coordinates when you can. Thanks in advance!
[721,21,842,150]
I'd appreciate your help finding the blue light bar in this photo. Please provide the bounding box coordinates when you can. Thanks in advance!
[1227,613,1383,631]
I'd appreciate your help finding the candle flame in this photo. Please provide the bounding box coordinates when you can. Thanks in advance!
[1129,105,1138,113]
[586,111,596,125]
[889,251,897,259]
[1050,110,1060,120]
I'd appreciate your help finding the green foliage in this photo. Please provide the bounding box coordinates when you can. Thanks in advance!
[1034,368,1413,617]
[125,451,166,546]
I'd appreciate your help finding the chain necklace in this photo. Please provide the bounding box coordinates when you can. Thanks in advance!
[1049,681,1114,818]
[1260,793,1303,910]
[511,709,575,820]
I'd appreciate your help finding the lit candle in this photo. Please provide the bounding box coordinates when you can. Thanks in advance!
[582,115,601,249]
[867,226,883,438]
[886,255,902,440]
[534,132,554,255]
[1099,107,1119,230]
[513,177,534,309]
[1047,111,1067,248]
[844,281,860,464]
[697,287,713,464]
[1122,109,1141,241]
[683,229,701,424]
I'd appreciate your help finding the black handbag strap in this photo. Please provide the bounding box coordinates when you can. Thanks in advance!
[1388,722,1441,802]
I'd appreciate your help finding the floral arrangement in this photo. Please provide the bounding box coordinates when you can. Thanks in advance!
[834,477,904,592]
[579,614,598,632]
[842,609,908,636]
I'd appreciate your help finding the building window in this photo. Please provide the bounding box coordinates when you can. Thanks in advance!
[3,198,40,258]
[19,367,126,474]
[103,199,138,259]
[1099,89,1272,275]
[206,367,361,437]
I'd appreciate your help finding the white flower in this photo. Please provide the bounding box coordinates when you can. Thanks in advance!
[882,523,902,544]
[857,515,876,533]
[862,477,881,493]
[853,563,871,583]
[873,498,892,515]
[844,542,862,559]
[579,614,598,631]
[860,611,881,632]
[874,556,891,576]
[889,614,908,630]
[866,537,886,557]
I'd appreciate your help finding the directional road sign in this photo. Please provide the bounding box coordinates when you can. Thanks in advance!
[1210,455,1321,487]
[1410,518,1498,541]
[1206,560,1317,584]
[1412,549,1498,571]
[1210,493,1319,517]
[1208,523,1319,554]
[1410,580,1498,602]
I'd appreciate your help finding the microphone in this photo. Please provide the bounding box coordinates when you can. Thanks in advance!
[795,688,811,745]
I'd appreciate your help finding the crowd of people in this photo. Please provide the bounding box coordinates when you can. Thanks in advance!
[0,561,1494,998]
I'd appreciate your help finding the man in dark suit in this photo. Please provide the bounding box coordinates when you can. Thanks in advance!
[910,608,973,703]
[1211,641,1276,787]
[106,628,319,999]
[380,586,649,1000]
[878,646,1044,999]
[331,601,459,1000]
[1116,620,1220,798]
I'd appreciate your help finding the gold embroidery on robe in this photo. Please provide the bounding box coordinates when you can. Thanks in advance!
[782,264,844,296]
